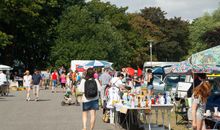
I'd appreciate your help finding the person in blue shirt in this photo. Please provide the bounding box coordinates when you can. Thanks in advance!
[32,69,42,101]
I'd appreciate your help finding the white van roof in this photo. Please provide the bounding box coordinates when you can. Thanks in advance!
[143,61,178,68]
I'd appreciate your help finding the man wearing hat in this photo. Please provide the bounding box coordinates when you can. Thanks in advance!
[23,70,32,101]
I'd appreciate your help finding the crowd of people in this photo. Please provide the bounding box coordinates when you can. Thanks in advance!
[0,65,215,130]
[21,67,82,103]
[18,66,151,130]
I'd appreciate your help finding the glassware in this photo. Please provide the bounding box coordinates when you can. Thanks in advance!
[159,95,165,104]
[166,93,171,104]
[141,98,146,108]
[151,98,155,104]
[131,96,135,108]
[214,107,218,116]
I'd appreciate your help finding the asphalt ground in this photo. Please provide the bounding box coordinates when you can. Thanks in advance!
[0,89,117,130]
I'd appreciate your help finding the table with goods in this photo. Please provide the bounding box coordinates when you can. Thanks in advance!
[106,86,174,130]
[204,107,220,129]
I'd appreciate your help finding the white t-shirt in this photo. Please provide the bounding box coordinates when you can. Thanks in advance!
[44,72,50,79]
[0,73,7,85]
[110,77,123,88]
[107,87,120,108]
[78,78,101,103]
[23,75,32,87]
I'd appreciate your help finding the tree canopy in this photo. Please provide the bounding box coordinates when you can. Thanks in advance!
[188,7,220,56]
[0,0,220,71]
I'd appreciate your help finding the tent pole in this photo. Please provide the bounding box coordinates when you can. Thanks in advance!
[193,73,195,89]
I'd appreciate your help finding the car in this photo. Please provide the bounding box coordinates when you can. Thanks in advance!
[205,77,220,129]
[163,74,187,97]
[152,65,173,80]
[206,77,220,111]
[152,75,165,94]
[152,74,186,95]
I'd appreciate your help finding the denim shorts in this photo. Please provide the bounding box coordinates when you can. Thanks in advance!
[147,85,154,90]
[82,100,99,111]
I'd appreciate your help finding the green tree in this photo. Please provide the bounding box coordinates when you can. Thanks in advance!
[0,0,84,69]
[188,7,220,56]
[140,7,167,25]
[124,13,163,67]
[0,31,13,48]
[156,17,190,61]
[51,3,128,69]
[139,7,190,62]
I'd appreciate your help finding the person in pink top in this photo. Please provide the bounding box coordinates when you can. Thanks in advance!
[60,72,67,91]
[93,70,99,79]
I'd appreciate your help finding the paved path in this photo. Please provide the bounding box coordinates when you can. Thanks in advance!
[0,89,117,130]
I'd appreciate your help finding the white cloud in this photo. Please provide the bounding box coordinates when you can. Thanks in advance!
[101,0,220,21]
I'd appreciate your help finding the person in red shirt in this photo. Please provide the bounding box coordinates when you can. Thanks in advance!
[51,69,58,93]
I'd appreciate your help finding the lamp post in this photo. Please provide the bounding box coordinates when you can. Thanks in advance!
[150,42,152,67]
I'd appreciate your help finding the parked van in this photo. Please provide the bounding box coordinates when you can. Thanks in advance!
[143,61,178,79]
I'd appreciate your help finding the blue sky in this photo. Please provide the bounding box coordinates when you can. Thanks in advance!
[102,0,220,21]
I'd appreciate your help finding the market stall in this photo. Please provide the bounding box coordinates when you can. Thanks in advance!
[106,86,174,130]
[169,45,220,129]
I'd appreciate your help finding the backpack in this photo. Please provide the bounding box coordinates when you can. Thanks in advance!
[84,78,98,99]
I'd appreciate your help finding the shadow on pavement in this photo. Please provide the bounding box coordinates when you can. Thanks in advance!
[0,99,9,101]
[54,90,65,93]
[28,99,51,102]
[3,95,15,97]
[38,99,51,102]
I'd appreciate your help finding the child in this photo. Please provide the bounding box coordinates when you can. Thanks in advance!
[61,87,73,106]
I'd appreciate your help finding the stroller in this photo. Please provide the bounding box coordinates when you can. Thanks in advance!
[61,87,75,106]
[0,82,9,96]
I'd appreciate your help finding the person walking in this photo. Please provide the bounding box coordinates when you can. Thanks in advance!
[23,70,32,101]
[32,69,42,101]
[71,70,80,105]
[44,69,51,89]
[67,70,73,89]
[78,68,101,130]
[60,71,67,91]
[99,68,111,107]
[51,69,58,93]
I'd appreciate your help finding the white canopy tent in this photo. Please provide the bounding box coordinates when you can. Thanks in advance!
[0,65,13,71]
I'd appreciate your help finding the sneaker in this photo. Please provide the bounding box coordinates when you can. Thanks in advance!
[26,97,30,101]
[35,98,39,101]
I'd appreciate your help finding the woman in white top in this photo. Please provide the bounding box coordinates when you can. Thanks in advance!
[78,68,101,130]
[23,70,32,101]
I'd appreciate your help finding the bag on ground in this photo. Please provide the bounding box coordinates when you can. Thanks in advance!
[102,110,110,123]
